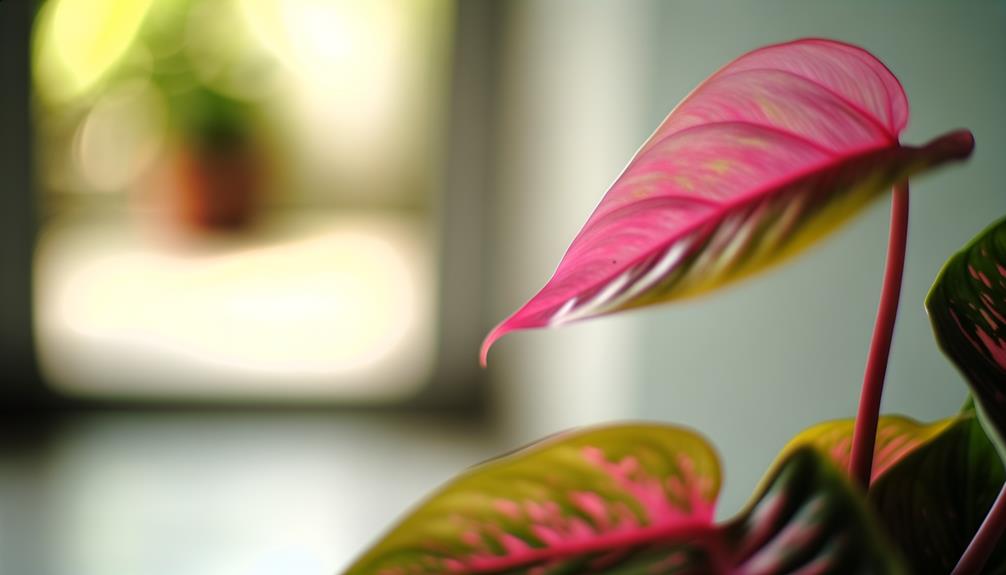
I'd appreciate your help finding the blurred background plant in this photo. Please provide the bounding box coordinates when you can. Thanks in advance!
[34,0,270,227]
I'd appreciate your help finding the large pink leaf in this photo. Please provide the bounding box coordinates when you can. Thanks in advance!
[481,38,974,365]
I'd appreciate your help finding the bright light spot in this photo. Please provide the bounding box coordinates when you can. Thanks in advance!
[74,80,166,193]
[238,0,449,201]
[34,0,155,102]
[62,232,412,371]
[242,0,404,149]
[35,215,434,401]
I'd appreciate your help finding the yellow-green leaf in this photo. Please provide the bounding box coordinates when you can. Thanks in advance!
[779,415,954,484]
[344,424,905,574]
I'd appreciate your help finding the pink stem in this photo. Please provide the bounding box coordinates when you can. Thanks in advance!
[953,483,1006,575]
[849,182,909,489]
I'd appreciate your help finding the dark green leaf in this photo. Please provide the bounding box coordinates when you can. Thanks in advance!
[869,413,1006,574]
[927,216,1006,454]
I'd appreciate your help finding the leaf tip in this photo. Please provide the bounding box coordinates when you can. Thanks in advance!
[479,323,507,368]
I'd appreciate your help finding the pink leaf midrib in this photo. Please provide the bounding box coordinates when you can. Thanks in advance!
[570,118,858,244]
[511,137,894,321]
[438,520,720,575]
[483,126,976,364]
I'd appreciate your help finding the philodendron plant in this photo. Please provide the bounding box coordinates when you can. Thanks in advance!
[345,39,1006,574]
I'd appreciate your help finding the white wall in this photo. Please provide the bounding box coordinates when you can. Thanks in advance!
[489,0,656,438]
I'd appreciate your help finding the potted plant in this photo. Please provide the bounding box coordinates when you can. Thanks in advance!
[168,85,264,230]
[342,39,1004,574]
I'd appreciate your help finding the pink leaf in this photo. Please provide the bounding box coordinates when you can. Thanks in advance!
[481,38,973,365]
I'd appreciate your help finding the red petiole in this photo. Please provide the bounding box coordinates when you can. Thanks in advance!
[850,181,910,489]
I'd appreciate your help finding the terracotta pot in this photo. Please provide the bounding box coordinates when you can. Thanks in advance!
[173,140,262,231]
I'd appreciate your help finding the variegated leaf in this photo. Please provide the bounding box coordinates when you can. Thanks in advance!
[869,412,1006,574]
[927,216,1006,452]
[343,424,905,574]
[344,424,720,575]
[482,38,974,365]
[779,403,1006,573]
[724,448,906,575]
[779,414,955,484]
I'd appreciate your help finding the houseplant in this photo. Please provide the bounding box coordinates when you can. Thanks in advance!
[344,39,1004,574]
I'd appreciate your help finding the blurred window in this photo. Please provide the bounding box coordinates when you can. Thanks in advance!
[30,0,468,404]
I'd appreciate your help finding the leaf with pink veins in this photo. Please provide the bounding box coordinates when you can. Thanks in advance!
[779,414,955,484]
[775,401,1006,573]
[481,38,974,365]
[343,423,905,575]
[928,216,1006,454]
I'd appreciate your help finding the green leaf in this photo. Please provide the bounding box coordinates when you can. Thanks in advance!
[869,413,1006,574]
[344,424,721,575]
[927,216,1006,454]
[343,424,905,574]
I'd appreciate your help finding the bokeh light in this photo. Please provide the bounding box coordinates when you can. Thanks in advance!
[74,80,166,193]
[33,0,155,103]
